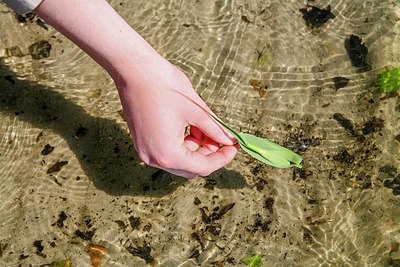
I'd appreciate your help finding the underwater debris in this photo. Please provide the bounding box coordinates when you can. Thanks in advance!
[249,213,272,233]
[333,113,356,136]
[193,197,201,205]
[333,149,355,164]
[129,216,141,230]
[241,15,252,24]
[255,47,269,69]
[87,244,106,267]
[53,211,68,228]
[377,67,400,93]
[126,244,154,264]
[0,243,7,258]
[204,178,217,190]
[39,258,72,267]
[362,117,384,135]
[33,240,47,258]
[114,220,127,230]
[299,5,335,28]
[75,229,96,241]
[249,79,268,98]
[344,34,371,71]
[33,240,44,253]
[383,176,400,196]
[47,160,69,174]
[284,136,321,153]
[41,144,55,155]
[28,40,52,59]
[254,177,267,192]
[264,197,274,214]
[332,76,350,90]
[15,12,36,23]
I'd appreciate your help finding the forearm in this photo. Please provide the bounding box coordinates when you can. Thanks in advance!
[34,0,159,79]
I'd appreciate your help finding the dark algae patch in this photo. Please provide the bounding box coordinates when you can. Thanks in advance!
[285,136,321,153]
[126,244,154,264]
[190,202,236,260]
[345,34,371,71]
[333,150,355,164]
[129,216,141,230]
[47,160,68,174]
[384,175,400,196]
[299,5,335,28]
[333,113,356,136]
[33,240,47,258]
[33,240,44,252]
[53,211,68,228]
[75,229,96,241]
[332,77,350,90]
[362,117,384,135]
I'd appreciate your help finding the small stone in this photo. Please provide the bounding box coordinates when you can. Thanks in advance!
[28,40,52,59]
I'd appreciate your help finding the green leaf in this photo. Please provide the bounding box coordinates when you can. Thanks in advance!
[240,133,303,168]
[211,115,303,168]
[242,255,262,267]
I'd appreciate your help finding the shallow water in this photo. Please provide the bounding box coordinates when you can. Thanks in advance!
[1,0,400,266]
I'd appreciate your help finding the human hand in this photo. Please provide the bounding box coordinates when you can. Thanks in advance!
[115,56,238,178]
[34,0,238,178]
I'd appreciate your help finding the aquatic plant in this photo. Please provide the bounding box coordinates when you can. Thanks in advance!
[242,254,262,267]
[377,67,400,93]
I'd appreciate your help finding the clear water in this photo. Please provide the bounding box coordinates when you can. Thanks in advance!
[1,0,400,266]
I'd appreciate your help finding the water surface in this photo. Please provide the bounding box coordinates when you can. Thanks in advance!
[1,0,400,266]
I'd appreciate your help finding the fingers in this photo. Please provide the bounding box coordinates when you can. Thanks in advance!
[173,144,239,177]
[150,141,238,179]
[183,126,220,155]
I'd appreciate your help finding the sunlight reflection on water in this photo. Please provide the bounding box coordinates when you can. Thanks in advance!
[1,0,400,266]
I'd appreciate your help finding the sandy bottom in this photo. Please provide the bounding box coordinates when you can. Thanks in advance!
[1,0,400,266]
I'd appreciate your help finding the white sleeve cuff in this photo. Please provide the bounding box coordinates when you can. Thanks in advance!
[3,0,44,15]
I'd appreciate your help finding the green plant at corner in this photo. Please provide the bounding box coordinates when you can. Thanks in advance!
[242,254,262,267]
[377,67,400,93]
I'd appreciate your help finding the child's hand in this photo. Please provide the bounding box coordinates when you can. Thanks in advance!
[115,57,238,178]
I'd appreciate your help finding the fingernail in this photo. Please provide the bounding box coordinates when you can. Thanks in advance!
[226,132,237,143]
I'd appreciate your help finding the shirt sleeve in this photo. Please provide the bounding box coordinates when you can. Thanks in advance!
[3,0,44,15]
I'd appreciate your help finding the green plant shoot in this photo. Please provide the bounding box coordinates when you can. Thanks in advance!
[209,113,303,168]
[242,254,262,267]
[377,67,400,93]
[171,89,303,168]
